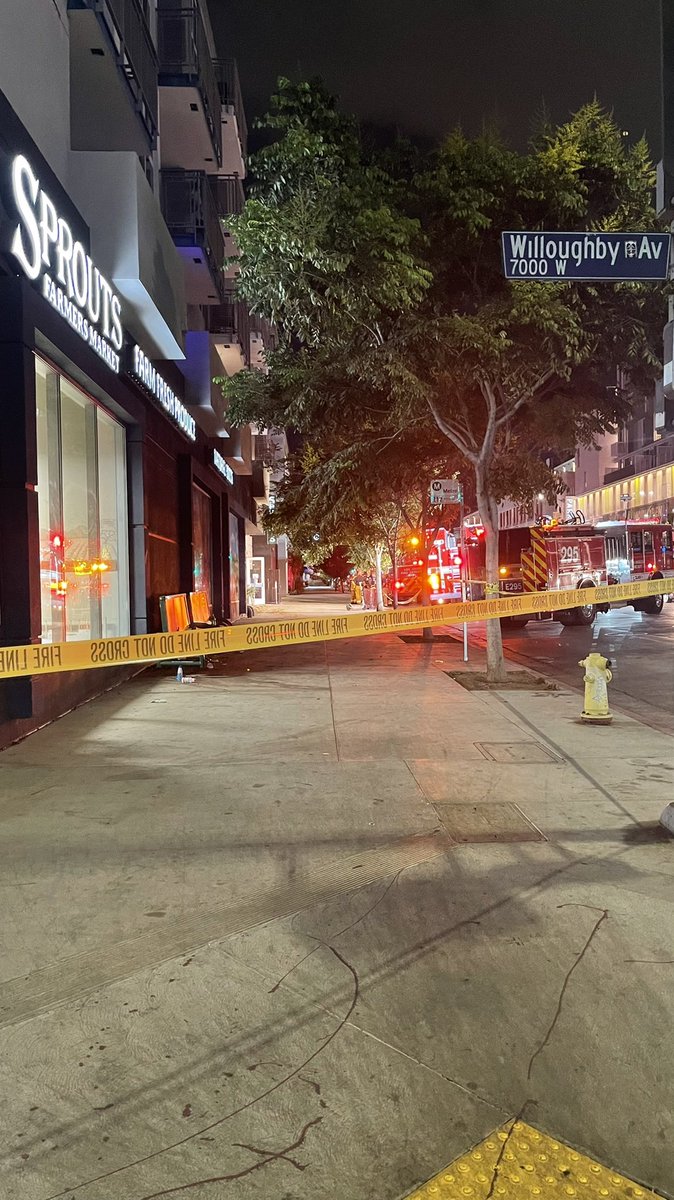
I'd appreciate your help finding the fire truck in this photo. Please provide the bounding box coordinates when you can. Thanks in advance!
[385,528,463,605]
[464,517,673,627]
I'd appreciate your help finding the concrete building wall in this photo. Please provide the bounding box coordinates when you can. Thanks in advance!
[0,0,71,184]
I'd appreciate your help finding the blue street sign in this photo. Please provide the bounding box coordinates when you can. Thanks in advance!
[501,231,671,281]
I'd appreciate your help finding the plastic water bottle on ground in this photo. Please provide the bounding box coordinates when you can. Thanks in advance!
[176,666,183,684]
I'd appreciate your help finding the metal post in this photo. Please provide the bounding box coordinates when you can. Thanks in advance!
[460,494,468,662]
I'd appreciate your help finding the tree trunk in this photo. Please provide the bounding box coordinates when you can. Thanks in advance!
[390,539,399,608]
[374,544,385,610]
[475,461,507,683]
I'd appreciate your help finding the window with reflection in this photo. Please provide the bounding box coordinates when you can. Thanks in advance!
[35,356,129,643]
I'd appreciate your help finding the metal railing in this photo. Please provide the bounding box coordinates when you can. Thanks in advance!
[70,0,158,141]
[157,1,222,166]
[254,434,276,464]
[250,314,278,353]
[215,58,248,149]
[603,437,674,485]
[216,175,245,220]
[160,170,226,298]
[206,291,251,363]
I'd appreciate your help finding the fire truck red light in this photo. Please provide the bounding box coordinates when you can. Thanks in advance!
[647,562,654,570]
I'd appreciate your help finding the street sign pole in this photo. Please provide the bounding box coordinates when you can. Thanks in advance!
[460,494,468,662]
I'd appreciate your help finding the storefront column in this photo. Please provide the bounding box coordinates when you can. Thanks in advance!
[221,494,231,621]
[127,426,148,635]
[177,455,194,596]
[210,492,224,623]
[0,336,39,718]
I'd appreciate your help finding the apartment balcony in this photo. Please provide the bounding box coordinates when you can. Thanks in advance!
[157,0,222,169]
[610,441,629,460]
[220,425,253,475]
[161,169,225,304]
[249,313,277,370]
[216,175,245,276]
[215,59,247,177]
[252,461,272,504]
[205,293,251,374]
[216,175,245,218]
[68,0,158,153]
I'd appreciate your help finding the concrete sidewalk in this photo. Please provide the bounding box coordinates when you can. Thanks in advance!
[0,626,673,1200]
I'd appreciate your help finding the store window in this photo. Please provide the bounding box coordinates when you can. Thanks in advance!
[192,484,213,600]
[35,356,129,643]
[228,511,241,618]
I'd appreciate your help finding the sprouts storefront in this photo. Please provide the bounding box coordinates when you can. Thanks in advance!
[0,122,246,747]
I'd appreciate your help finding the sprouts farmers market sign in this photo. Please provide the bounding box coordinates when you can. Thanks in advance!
[9,155,123,371]
[7,154,197,442]
[501,230,671,281]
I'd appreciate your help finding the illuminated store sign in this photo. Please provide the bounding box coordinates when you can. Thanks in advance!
[10,155,123,372]
[212,448,234,485]
[130,345,196,441]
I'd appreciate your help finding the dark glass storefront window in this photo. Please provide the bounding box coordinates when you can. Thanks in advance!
[192,483,213,600]
[35,356,129,642]
[229,511,241,618]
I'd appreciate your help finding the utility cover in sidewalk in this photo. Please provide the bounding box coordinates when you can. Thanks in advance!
[475,741,561,764]
[436,802,545,843]
[405,1119,659,1198]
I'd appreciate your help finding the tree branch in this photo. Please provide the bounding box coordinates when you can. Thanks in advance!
[493,369,557,430]
[427,396,478,463]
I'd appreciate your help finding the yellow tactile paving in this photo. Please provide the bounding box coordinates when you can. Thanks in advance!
[407,1122,660,1199]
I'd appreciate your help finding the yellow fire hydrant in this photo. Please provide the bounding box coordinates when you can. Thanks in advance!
[578,652,613,724]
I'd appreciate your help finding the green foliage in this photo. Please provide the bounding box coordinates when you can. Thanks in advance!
[219,84,666,670]
[318,546,353,580]
[223,87,664,515]
[230,78,430,349]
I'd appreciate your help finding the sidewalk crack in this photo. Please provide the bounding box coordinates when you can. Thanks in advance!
[526,903,608,1081]
[324,642,341,760]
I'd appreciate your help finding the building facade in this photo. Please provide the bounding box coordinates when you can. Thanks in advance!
[0,0,278,747]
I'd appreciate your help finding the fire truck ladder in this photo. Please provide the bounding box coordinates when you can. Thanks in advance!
[521,527,548,591]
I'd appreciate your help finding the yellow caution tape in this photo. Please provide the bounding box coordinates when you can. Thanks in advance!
[0,577,669,680]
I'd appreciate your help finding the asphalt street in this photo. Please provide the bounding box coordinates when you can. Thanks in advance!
[451,601,674,734]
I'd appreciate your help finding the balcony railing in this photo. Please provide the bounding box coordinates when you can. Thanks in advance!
[69,0,158,141]
[206,292,250,362]
[160,169,226,297]
[215,58,248,149]
[251,314,278,353]
[216,175,245,221]
[157,1,222,166]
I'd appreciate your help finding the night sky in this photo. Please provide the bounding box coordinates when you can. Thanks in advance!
[207,0,662,154]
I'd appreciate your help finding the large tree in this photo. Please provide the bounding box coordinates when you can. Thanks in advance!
[222,83,665,679]
[261,429,462,610]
